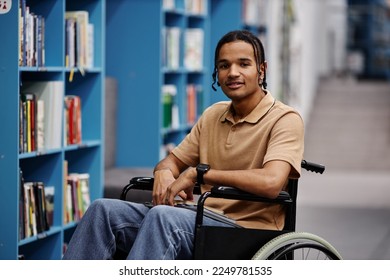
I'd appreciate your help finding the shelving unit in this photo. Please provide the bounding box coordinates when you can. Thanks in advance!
[0,0,105,260]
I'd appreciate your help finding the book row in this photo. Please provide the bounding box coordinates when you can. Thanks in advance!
[18,166,91,241]
[162,27,204,71]
[64,168,91,224]
[19,170,53,240]
[18,0,45,67]
[65,10,94,70]
[161,83,203,129]
[19,81,82,153]
[18,2,94,70]
[163,0,208,15]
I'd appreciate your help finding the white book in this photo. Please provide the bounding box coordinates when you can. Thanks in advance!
[184,28,204,71]
[163,0,175,10]
[166,27,180,69]
[86,23,94,68]
[36,99,45,150]
[185,0,207,15]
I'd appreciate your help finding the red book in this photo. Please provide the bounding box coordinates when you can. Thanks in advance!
[64,96,74,145]
[187,84,197,125]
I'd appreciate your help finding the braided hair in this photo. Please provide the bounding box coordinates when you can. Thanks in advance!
[212,30,267,91]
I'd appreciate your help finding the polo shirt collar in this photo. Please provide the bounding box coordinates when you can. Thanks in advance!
[221,91,275,124]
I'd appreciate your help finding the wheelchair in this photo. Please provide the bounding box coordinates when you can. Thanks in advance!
[120,160,342,260]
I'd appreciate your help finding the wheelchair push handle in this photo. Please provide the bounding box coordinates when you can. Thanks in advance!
[301,160,325,174]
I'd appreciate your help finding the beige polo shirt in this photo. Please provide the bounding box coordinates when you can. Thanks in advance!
[172,92,304,230]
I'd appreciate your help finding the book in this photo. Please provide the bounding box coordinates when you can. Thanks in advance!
[21,181,51,238]
[78,173,91,216]
[19,0,26,66]
[23,182,32,237]
[163,0,175,10]
[44,185,55,228]
[162,85,172,129]
[184,28,204,71]
[20,92,37,153]
[86,23,94,68]
[163,27,180,69]
[161,84,177,129]
[63,160,70,224]
[65,17,76,67]
[36,99,45,150]
[184,0,207,15]
[27,182,38,236]
[187,84,197,125]
[64,95,82,145]
[33,182,45,233]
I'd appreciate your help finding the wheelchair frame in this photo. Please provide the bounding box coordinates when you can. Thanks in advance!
[120,160,342,260]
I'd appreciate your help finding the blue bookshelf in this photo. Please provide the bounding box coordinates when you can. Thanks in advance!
[0,0,105,259]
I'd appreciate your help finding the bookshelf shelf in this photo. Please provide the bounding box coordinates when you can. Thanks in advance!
[0,0,105,260]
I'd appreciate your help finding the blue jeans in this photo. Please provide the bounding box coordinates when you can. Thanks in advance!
[62,198,233,260]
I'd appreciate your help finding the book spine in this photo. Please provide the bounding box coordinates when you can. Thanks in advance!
[187,84,197,125]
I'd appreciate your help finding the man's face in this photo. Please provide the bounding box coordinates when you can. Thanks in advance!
[216,41,263,102]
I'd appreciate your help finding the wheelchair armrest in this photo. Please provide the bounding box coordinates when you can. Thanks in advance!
[210,186,292,204]
[196,186,292,227]
[120,177,154,200]
[120,176,202,201]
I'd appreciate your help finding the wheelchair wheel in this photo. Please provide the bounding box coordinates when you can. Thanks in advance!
[252,232,342,260]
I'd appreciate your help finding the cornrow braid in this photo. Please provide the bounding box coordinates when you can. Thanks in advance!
[212,30,267,91]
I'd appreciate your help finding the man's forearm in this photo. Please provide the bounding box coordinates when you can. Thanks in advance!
[153,153,186,178]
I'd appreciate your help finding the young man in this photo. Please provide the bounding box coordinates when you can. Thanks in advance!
[62,30,304,260]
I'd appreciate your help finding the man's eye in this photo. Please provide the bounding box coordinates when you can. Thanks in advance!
[218,64,228,69]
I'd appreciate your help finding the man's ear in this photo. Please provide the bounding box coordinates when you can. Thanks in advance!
[261,61,268,73]
[259,61,267,81]
[261,60,268,72]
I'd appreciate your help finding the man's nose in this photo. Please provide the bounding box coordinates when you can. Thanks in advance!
[228,64,240,77]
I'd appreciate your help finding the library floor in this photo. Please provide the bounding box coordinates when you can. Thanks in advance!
[296,77,390,260]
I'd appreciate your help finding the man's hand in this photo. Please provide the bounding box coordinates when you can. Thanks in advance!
[152,169,176,205]
[164,167,197,206]
[152,153,195,206]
